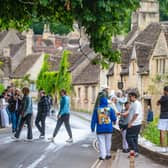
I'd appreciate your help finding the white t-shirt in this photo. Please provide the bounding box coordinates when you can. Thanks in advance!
[128,100,143,126]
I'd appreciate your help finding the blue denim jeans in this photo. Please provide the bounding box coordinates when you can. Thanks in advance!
[10,112,17,132]
[126,125,141,153]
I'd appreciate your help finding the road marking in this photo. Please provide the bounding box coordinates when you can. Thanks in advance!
[92,138,99,153]
[90,159,104,168]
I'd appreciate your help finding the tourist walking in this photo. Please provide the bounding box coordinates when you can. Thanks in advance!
[35,90,50,138]
[126,92,143,157]
[49,89,73,142]
[157,86,168,152]
[91,97,116,160]
[12,87,33,141]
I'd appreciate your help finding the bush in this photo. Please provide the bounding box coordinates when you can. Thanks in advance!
[142,118,160,146]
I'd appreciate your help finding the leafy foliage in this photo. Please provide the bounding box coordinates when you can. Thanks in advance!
[36,50,72,100]
[31,21,72,35]
[0,0,139,65]
[0,83,5,94]
[42,71,58,95]
[55,50,72,97]
[36,54,50,90]
[159,0,168,21]
[142,118,160,146]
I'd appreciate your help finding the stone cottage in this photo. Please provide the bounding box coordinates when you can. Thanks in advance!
[108,0,168,116]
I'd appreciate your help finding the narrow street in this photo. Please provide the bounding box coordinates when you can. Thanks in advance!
[0,112,98,168]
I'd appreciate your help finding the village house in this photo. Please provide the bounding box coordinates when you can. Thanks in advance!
[0,23,108,112]
[108,0,168,116]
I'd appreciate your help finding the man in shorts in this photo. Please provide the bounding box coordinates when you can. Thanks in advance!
[157,86,168,152]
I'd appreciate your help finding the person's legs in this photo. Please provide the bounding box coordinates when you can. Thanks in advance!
[63,114,72,138]
[105,134,112,157]
[35,114,42,135]
[126,127,135,152]
[26,114,33,139]
[41,114,47,136]
[53,117,64,138]
[132,125,141,153]
[15,117,26,138]
[11,112,17,132]
[122,129,128,150]
[97,134,106,159]
[160,130,165,147]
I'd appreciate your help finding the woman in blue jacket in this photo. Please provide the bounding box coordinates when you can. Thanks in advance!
[91,97,116,160]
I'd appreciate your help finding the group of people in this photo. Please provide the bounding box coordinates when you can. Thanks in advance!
[91,85,168,160]
[91,88,143,160]
[12,88,73,142]
[0,85,73,143]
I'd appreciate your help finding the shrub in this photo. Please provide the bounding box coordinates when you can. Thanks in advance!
[0,83,5,94]
[142,118,160,146]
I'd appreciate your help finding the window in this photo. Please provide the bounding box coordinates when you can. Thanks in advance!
[92,86,96,102]
[84,86,88,100]
[78,88,81,99]
[156,58,166,74]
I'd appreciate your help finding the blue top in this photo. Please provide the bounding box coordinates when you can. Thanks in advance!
[59,95,70,116]
[91,97,116,134]
[23,96,33,117]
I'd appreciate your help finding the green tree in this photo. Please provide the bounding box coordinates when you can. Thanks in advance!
[55,50,72,98]
[36,54,50,90]
[159,0,168,21]
[0,0,139,65]
[42,71,58,95]
[31,21,71,35]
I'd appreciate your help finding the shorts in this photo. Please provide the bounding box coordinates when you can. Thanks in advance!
[158,119,168,131]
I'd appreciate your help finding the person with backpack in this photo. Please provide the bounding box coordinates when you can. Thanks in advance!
[91,97,116,160]
[35,90,50,139]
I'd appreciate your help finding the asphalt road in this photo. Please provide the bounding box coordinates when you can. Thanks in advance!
[0,114,98,168]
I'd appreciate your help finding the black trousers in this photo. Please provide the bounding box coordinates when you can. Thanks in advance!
[126,124,141,153]
[53,114,72,138]
[35,113,47,136]
[15,114,33,139]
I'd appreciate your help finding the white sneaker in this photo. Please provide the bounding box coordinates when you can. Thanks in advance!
[48,137,54,142]
[66,138,73,143]
[11,136,19,141]
[24,139,33,142]
[39,135,45,139]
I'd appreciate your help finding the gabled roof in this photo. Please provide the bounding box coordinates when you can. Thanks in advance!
[9,42,25,57]
[12,53,41,78]
[120,47,132,75]
[49,49,87,72]
[73,63,100,85]
[124,26,138,45]
[135,23,161,46]
[135,43,152,73]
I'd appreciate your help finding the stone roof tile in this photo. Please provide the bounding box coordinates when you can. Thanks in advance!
[12,53,41,78]
[73,63,100,85]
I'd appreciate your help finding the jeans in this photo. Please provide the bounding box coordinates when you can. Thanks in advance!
[53,114,72,138]
[15,114,33,139]
[35,113,47,136]
[10,112,17,132]
[126,124,141,153]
